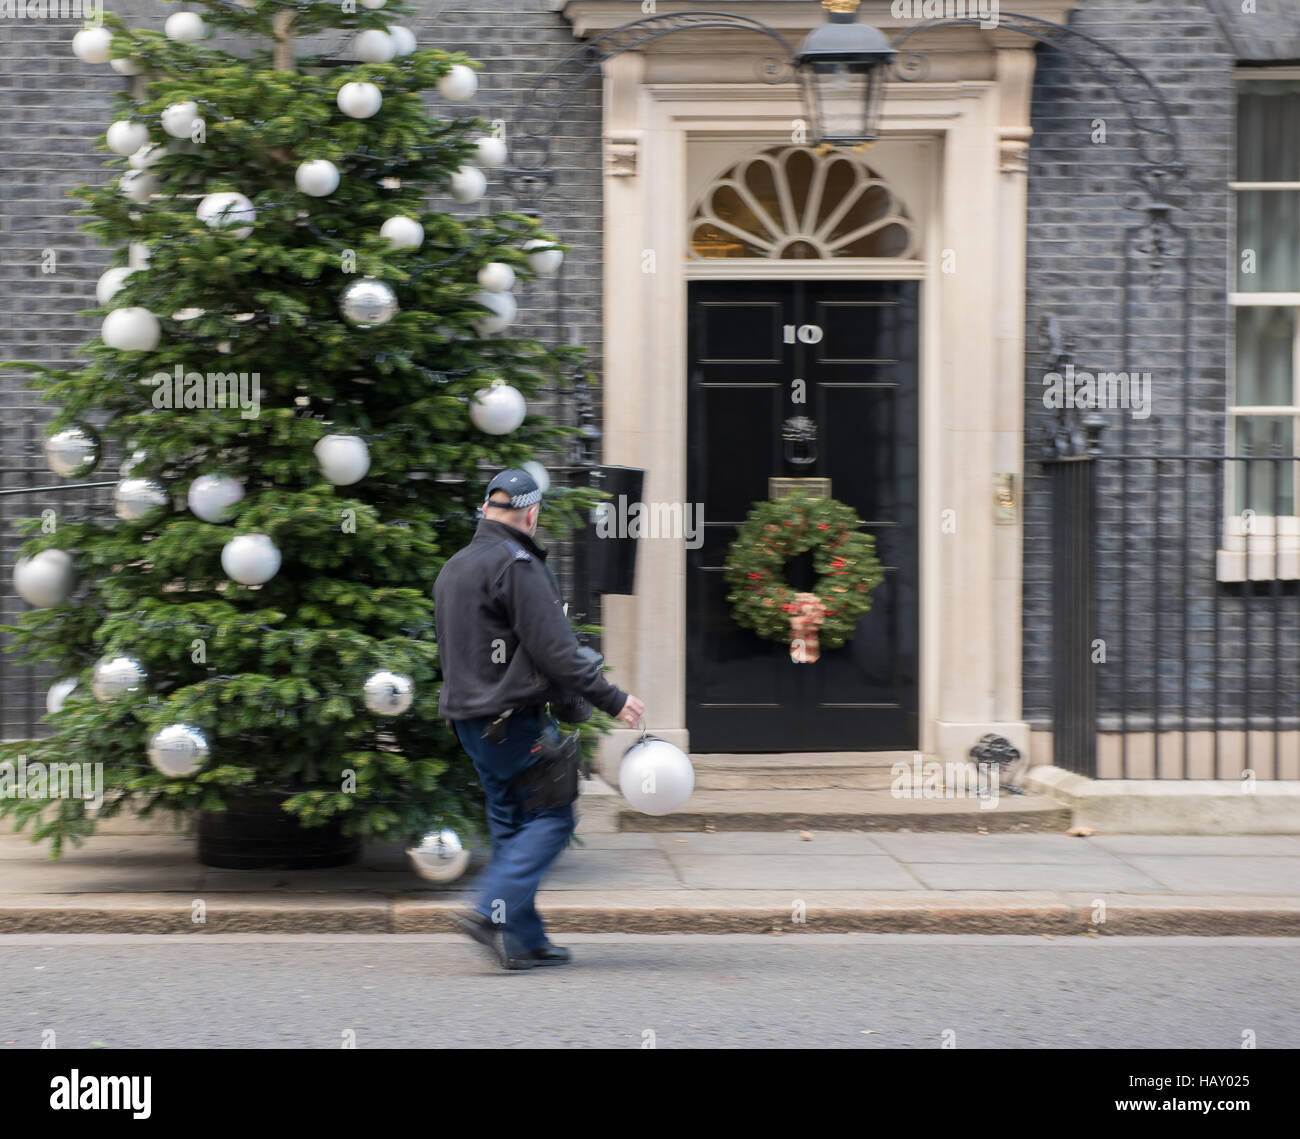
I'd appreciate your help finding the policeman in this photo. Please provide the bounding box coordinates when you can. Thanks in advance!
[434,468,645,969]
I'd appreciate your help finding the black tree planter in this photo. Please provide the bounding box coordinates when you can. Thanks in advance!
[196,791,360,869]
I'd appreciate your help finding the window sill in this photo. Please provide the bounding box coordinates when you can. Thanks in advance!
[1216,546,1300,581]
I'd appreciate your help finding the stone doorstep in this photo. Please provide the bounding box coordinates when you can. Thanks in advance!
[1026,766,1300,835]
[3,892,1299,936]
[690,753,902,791]
[616,789,1072,833]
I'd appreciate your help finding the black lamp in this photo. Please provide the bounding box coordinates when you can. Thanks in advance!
[795,0,896,148]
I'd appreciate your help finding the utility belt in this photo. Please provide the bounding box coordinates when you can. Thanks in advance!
[480,704,587,812]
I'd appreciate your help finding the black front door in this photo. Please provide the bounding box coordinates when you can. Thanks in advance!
[686,279,919,752]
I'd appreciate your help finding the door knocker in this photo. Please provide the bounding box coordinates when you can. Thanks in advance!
[782,415,818,466]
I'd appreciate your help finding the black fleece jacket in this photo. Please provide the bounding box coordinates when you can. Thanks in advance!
[433,517,629,721]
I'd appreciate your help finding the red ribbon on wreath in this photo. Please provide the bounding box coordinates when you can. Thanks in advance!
[789,591,827,664]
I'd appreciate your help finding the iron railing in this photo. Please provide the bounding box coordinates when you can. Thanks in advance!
[1049,445,1300,780]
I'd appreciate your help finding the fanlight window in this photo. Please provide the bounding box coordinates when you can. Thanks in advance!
[690,146,917,260]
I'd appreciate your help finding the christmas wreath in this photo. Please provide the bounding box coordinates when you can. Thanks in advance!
[723,490,884,663]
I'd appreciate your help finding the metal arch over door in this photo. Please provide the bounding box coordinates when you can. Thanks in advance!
[686,279,919,752]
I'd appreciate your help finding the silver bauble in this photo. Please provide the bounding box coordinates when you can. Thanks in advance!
[471,290,516,336]
[619,735,696,816]
[12,549,75,608]
[148,723,210,777]
[340,277,398,327]
[362,670,414,716]
[352,28,395,63]
[96,265,137,307]
[72,26,113,64]
[91,655,148,701]
[436,64,477,102]
[524,239,564,274]
[221,533,281,585]
[106,120,149,156]
[476,262,515,293]
[114,477,169,521]
[469,382,526,435]
[521,460,550,494]
[388,25,416,56]
[119,170,160,204]
[161,101,200,140]
[45,425,100,478]
[101,306,161,351]
[46,678,78,715]
[187,474,244,523]
[165,12,205,43]
[407,829,471,883]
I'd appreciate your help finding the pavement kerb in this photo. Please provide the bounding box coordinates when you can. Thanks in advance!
[3,892,1300,936]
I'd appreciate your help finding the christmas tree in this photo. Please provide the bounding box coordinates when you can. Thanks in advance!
[2,1,607,859]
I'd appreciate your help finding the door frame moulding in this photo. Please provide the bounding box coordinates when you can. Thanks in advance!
[593,58,1030,775]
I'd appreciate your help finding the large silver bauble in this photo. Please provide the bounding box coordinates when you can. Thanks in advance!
[340,277,398,327]
[619,735,695,816]
[471,290,516,336]
[13,549,75,608]
[147,723,210,777]
[114,477,169,521]
[221,533,281,585]
[96,266,137,307]
[362,670,414,716]
[161,101,200,140]
[314,434,370,486]
[91,655,148,701]
[72,26,113,64]
[164,12,206,43]
[388,25,416,56]
[352,28,395,63]
[407,829,471,883]
[106,120,149,156]
[436,64,477,102]
[524,239,564,274]
[197,191,256,239]
[101,306,161,351]
[469,382,526,435]
[45,425,100,478]
[187,474,244,523]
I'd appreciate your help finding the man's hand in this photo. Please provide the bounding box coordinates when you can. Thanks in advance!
[617,694,645,727]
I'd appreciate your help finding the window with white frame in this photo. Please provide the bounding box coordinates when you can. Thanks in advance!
[1223,71,1300,580]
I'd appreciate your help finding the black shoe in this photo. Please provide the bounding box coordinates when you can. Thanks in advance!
[450,909,505,967]
[505,943,571,970]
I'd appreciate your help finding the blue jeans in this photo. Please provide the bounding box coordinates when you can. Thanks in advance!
[453,708,576,957]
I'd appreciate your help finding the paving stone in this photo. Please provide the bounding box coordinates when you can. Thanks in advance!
[545,850,682,890]
[904,862,1169,893]
[871,834,1118,863]
[1088,835,1300,856]
[654,832,888,855]
[667,854,923,891]
[1119,856,1300,895]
